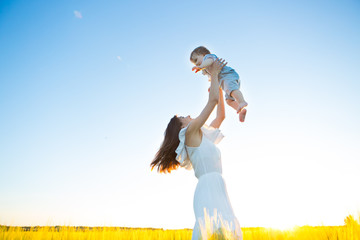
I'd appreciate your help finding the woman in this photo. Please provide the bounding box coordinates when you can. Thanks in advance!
[151,58,242,240]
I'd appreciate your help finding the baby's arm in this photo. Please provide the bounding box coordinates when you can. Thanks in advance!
[198,57,214,69]
[192,58,214,73]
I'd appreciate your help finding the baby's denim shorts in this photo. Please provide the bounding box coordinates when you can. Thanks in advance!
[219,67,240,101]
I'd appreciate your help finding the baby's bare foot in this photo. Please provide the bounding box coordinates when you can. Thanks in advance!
[239,108,247,122]
[237,102,248,113]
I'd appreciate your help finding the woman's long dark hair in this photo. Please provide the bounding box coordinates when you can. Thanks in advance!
[151,116,183,173]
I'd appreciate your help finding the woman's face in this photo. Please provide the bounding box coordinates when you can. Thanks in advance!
[179,115,192,127]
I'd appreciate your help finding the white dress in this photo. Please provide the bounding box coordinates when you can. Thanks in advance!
[175,125,242,240]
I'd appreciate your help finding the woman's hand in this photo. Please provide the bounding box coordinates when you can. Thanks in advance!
[207,58,227,76]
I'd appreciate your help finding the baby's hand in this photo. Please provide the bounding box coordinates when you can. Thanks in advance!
[192,66,201,73]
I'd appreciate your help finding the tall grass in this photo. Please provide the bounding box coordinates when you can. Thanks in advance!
[1,214,359,240]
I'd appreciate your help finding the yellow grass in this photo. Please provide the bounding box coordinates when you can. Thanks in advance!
[1,215,359,240]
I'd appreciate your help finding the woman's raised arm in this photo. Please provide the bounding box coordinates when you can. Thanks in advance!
[185,59,227,147]
[210,88,225,129]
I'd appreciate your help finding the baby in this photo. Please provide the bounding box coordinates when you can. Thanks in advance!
[190,46,248,122]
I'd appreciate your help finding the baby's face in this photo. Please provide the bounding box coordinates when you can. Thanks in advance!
[192,54,204,67]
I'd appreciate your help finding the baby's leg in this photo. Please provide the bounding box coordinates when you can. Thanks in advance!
[226,98,247,123]
[230,89,248,113]
[230,90,248,122]
[226,99,240,111]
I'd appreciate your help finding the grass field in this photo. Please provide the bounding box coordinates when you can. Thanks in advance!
[1,215,359,240]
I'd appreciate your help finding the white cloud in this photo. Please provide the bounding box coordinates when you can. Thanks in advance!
[116,56,122,61]
[74,10,83,19]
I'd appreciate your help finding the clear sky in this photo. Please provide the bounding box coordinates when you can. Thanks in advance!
[0,0,359,230]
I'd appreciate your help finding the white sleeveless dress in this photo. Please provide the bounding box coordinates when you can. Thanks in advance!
[175,125,242,240]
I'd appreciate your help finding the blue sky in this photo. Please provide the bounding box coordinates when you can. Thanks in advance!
[0,0,359,229]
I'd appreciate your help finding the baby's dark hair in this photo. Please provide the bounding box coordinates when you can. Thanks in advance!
[190,46,211,63]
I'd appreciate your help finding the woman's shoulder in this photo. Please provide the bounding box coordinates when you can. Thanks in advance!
[201,124,224,144]
[185,125,203,148]
[185,123,224,145]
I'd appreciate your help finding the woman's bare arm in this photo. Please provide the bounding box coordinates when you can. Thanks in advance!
[186,59,227,147]
[210,88,225,129]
